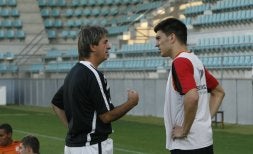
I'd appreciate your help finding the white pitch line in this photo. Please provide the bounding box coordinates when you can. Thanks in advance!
[15,129,147,154]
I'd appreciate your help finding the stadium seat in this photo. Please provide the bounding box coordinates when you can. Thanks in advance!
[44,19,54,28]
[2,20,12,28]
[11,9,19,17]
[62,49,78,58]
[54,19,63,28]
[64,9,73,17]
[7,0,16,6]
[46,50,63,60]
[26,64,44,73]
[56,0,66,7]
[70,0,79,6]
[41,9,50,17]
[47,30,56,39]
[16,30,25,39]
[4,52,15,60]
[51,8,60,17]
[74,9,82,17]
[0,30,4,39]
[0,9,10,17]
[5,30,15,39]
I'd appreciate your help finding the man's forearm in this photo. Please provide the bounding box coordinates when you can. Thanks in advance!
[209,85,225,117]
[52,104,68,128]
[182,89,198,136]
[99,100,137,123]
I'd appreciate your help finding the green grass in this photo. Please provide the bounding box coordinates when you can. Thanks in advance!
[1,105,253,154]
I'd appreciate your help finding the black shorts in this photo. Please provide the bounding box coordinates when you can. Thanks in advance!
[170,145,213,154]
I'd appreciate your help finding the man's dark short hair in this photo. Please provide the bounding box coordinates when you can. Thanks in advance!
[0,123,12,134]
[154,18,187,45]
[21,135,40,154]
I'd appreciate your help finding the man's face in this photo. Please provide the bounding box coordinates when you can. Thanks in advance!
[155,30,173,57]
[0,129,11,146]
[93,36,111,62]
[18,143,30,154]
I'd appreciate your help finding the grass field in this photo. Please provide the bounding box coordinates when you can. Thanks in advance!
[0,105,253,154]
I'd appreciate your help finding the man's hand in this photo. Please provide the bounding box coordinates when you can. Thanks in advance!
[172,125,187,140]
[127,90,139,106]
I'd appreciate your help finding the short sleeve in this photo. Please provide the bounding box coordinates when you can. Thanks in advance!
[205,68,219,92]
[172,57,196,95]
[51,85,64,109]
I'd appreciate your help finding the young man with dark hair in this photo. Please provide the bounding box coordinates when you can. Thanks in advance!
[0,123,20,154]
[19,135,40,154]
[52,26,139,154]
[154,18,225,154]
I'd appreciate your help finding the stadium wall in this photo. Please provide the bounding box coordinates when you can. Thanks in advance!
[0,78,252,125]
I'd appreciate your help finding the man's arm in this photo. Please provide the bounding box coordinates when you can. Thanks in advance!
[52,104,68,128]
[172,88,199,139]
[99,90,139,124]
[209,84,225,118]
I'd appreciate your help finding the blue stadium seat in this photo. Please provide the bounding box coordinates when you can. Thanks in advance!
[75,19,82,27]
[0,30,4,39]
[60,30,69,39]
[62,49,78,58]
[0,9,10,17]
[38,0,47,7]
[83,9,91,16]
[44,19,54,28]
[41,9,50,17]
[109,7,118,16]
[47,30,56,39]
[45,50,62,59]
[74,9,82,17]
[66,20,75,27]
[28,64,44,73]
[64,9,73,17]
[71,0,79,7]
[96,0,104,6]
[91,7,100,16]
[7,0,16,6]
[56,0,66,7]
[2,20,12,28]
[5,30,15,39]
[105,0,113,5]
[16,30,25,39]
[11,9,19,17]
[54,19,63,28]
[4,52,15,60]
[101,7,110,16]
[0,0,7,6]
[0,64,7,73]
[51,8,60,17]
[69,30,77,39]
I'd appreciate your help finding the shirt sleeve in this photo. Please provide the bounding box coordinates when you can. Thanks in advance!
[51,85,64,110]
[205,68,219,92]
[172,57,196,95]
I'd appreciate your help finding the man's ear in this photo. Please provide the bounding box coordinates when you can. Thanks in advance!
[170,33,176,43]
[89,44,96,52]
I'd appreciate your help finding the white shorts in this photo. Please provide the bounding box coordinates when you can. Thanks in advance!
[64,138,113,154]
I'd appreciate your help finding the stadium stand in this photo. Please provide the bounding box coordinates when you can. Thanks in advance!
[0,0,252,80]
